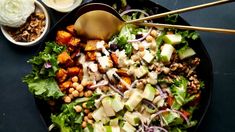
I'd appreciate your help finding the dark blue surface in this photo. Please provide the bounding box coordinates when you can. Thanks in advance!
[0,0,235,132]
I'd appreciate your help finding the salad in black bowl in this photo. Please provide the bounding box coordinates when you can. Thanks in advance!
[23,0,213,132]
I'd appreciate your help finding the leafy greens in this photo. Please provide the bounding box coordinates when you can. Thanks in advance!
[23,42,65,100]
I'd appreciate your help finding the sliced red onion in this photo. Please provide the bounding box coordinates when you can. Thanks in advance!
[108,84,124,97]
[95,93,114,108]
[172,109,190,126]
[130,80,138,88]
[127,27,152,43]
[120,9,150,17]
[90,80,109,88]
[113,72,131,89]
[148,126,168,132]
[48,124,55,131]
[151,109,190,126]
[120,9,153,43]
[142,99,157,110]
[44,62,52,69]
[156,85,168,99]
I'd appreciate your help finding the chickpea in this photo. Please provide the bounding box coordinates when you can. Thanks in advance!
[74,105,82,113]
[72,82,79,88]
[81,121,87,128]
[79,91,84,97]
[64,96,71,103]
[87,113,93,119]
[82,102,87,108]
[87,119,93,124]
[72,90,79,97]
[68,94,74,100]
[81,80,87,86]
[84,116,89,121]
[84,109,90,114]
[68,88,75,94]
[138,45,145,51]
[150,29,158,37]
[72,76,78,82]
[146,35,153,42]
[84,90,92,97]
[101,86,109,92]
[76,84,84,92]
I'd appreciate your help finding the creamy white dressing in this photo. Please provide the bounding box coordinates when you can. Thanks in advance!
[45,0,74,9]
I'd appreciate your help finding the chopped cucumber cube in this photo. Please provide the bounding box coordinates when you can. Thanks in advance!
[124,112,140,126]
[178,47,196,60]
[122,122,136,132]
[102,97,116,117]
[134,66,148,78]
[143,84,156,101]
[111,94,124,112]
[160,44,174,62]
[163,34,182,45]
[125,90,143,111]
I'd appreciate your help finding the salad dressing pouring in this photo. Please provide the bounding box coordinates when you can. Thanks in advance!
[74,0,235,40]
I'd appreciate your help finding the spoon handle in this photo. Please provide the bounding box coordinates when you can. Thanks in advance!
[126,0,233,24]
[138,22,235,34]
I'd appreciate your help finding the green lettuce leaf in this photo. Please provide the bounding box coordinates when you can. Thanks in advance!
[170,76,188,110]
[23,42,66,100]
[51,97,97,132]
[23,76,64,100]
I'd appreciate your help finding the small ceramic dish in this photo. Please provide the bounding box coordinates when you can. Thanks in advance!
[42,0,83,13]
[0,1,50,47]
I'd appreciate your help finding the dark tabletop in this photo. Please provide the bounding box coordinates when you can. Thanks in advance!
[0,0,235,132]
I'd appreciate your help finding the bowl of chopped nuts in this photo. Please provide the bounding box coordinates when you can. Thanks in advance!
[0,0,50,46]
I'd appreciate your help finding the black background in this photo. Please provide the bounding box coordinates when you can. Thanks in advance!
[0,0,235,132]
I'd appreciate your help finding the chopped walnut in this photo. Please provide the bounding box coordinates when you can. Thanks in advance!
[5,11,46,42]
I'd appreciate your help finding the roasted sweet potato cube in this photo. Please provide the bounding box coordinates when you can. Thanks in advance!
[56,30,72,45]
[117,77,131,92]
[85,40,99,51]
[68,37,80,47]
[118,76,132,92]
[60,81,72,91]
[56,68,68,83]
[57,51,73,64]
[67,67,80,76]
[86,51,96,61]
[116,69,129,76]
[121,76,131,85]
[111,52,118,65]
[66,25,76,35]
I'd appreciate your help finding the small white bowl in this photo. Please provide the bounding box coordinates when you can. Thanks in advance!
[42,0,82,13]
[0,1,50,47]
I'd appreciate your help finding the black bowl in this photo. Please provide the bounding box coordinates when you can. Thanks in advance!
[36,0,213,131]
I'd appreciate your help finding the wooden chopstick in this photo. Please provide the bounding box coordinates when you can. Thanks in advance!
[126,0,234,24]
[137,22,235,34]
